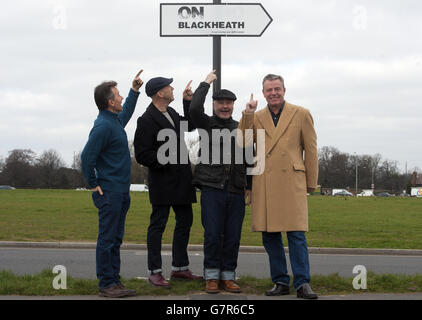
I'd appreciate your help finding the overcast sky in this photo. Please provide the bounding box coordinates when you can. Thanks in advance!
[1,0,421,172]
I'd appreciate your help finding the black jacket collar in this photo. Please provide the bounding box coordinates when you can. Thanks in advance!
[146,103,180,135]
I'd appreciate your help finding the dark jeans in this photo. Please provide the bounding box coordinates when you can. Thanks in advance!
[200,187,245,280]
[262,231,311,290]
[92,191,130,289]
[147,204,193,273]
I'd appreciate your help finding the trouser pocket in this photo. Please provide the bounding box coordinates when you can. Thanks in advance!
[92,191,109,209]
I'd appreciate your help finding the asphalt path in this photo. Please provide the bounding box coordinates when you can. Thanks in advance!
[1,247,422,280]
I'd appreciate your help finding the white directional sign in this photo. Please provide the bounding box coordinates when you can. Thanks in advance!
[160,3,273,37]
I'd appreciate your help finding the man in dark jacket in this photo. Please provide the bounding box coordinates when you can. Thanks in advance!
[133,77,202,288]
[189,70,252,294]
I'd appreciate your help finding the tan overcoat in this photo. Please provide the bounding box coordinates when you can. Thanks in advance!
[238,102,318,232]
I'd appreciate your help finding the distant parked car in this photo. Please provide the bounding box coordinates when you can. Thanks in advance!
[0,185,16,190]
[376,192,393,197]
[334,190,353,197]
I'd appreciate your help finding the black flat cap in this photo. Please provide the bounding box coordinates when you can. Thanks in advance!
[145,77,173,97]
[212,89,237,101]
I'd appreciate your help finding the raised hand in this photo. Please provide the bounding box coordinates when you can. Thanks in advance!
[246,93,258,113]
[132,69,144,92]
[183,80,193,101]
[205,70,217,85]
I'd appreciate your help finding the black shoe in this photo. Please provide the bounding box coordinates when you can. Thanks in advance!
[265,283,290,296]
[296,283,318,300]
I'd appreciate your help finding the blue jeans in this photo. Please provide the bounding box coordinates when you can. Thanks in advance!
[262,231,311,290]
[92,191,130,289]
[201,187,245,280]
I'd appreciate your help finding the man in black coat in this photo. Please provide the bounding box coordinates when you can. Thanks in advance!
[133,77,202,288]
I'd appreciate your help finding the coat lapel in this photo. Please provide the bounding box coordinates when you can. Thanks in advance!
[167,107,181,136]
[148,103,177,133]
[267,102,297,154]
[256,108,276,139]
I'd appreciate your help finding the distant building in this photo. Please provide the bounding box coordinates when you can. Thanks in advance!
[411,172,422,187]
[410,172,422,198]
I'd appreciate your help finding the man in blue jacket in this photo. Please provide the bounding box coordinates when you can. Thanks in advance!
[81,69,143,298]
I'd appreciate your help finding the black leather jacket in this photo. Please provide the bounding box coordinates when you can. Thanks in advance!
[188,82,252,194]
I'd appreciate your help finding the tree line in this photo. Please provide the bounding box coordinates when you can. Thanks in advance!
[318,146,417,194]
[0,147,148,190]
[0,145,418,193]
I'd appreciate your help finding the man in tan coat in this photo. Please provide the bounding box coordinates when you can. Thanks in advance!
[238,74,318,299]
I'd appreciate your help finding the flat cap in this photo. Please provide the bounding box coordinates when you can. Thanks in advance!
[145,77,173,97]
[212,89,237,101]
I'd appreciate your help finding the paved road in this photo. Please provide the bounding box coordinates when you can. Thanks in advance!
[1,247,422,280]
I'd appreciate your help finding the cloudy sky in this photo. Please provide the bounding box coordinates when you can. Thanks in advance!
[1,0,421,172]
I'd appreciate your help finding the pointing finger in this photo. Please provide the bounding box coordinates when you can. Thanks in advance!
[185,80,193,90]
[135,69,144,78]
[250,93,254,102]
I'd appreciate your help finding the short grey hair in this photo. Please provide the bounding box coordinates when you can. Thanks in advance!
[262,74,285,88]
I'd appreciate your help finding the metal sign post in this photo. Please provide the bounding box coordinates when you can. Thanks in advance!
[160,1,273,93]
[213,0,222,94]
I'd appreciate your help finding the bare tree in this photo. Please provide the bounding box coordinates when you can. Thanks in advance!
[411,167,421,174]
[0,156,5,184]
[71,150,83,172]
[2,149,37,188]
[318,147,353,188]
[318,147,411,193]
[37,149,66,188]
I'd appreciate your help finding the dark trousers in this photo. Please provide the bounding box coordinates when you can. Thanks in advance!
[92,191,130,289]
[147,204,193,273]
[262,231,311,290]
[200,187,245,280]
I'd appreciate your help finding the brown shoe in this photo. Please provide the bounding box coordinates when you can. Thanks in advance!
[116,283,137,297]
[220,280,241,293]
[205,280,220,294]
[148,273,171,289]
[98,284,131,298]
[171,270,204,281]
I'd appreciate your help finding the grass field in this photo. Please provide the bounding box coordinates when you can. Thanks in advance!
[0,189,421,249]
